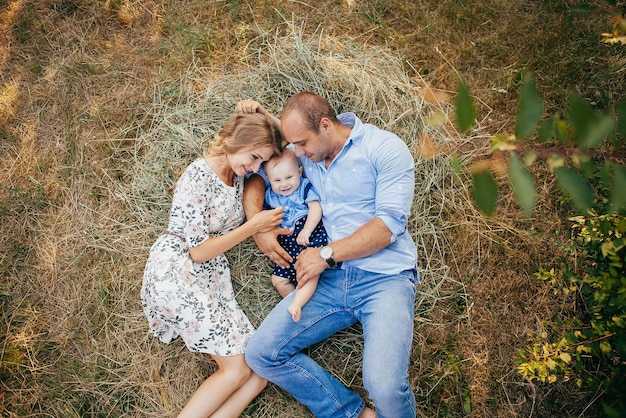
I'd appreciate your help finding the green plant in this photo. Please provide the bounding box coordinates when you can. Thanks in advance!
[451,4,626,414]
[454,70,626,416]
[516,213,626,416]
[455,71,626,217]
[453,71,626,411]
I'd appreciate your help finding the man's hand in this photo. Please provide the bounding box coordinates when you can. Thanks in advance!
[236,100,281,131]
[294,247,327,288]
[236,99,266,115]
[253,228,293,269]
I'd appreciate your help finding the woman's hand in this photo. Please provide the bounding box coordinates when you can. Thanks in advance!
[250,207,284,234]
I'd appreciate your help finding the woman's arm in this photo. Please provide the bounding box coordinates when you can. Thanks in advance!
[188,207,284,264]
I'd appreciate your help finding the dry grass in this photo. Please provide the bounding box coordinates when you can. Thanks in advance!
[1,0,623,417]
[107,22,485,415]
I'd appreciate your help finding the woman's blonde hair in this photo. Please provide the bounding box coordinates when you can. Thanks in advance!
[205,112,282,158]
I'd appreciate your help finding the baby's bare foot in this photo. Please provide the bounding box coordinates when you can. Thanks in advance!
[288,305,301,322]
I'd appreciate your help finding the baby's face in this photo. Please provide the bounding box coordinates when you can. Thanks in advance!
[267,158,302,196]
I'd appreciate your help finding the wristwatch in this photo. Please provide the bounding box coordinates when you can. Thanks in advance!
[319,245,337,268]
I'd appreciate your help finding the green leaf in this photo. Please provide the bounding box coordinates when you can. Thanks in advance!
[617,100,626,139]
[538,114,569,143]
[555,167,594,213]
[463,392,472,414]
[515,73,544,139]
[568,95,615,147]
[472,171,498,216]
[555,118,569,142]
[455,78,476,134]
[537,115,557,143]
[509,154,537,216]
[600,341,612,354]
[603,403,621,418]
[585,114,615,147]
[609,165,626,213]
[451,156,463,174]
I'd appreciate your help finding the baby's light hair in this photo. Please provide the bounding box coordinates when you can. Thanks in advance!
[264,148,300,175]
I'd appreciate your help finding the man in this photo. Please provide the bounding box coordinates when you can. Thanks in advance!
[240,92,419,418]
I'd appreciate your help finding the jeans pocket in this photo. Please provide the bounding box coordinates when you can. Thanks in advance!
[400,268,419,285]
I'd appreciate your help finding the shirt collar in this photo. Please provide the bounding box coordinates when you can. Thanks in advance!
[337,112,364,147]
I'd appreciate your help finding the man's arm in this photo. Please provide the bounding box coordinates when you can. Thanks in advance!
[243,174,293,268]
[294,217,392,286]
[294,127,414,287]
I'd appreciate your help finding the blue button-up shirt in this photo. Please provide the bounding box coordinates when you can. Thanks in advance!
[265,178,320,228]
[300,113,418,275]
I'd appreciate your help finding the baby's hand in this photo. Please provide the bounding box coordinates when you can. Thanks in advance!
[296,231,311,246]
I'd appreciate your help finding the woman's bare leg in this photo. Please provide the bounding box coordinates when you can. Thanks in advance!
[177,354,250,418]
[209,372,267,418]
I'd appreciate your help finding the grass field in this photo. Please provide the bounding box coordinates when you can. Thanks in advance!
[1,0,624,417]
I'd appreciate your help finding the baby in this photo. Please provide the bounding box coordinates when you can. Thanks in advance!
[264,148,328,322]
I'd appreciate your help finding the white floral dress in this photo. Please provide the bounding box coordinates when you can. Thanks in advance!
[141,158,255,356]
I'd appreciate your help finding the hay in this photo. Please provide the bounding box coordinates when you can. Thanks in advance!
[99,21,483,416]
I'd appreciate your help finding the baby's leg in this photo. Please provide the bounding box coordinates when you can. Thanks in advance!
[271,274,295,298]
[288,277,318,322]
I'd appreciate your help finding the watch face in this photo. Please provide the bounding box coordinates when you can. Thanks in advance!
[320,246,332,259]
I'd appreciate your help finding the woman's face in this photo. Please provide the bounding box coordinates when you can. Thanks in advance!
[227,144,275,177]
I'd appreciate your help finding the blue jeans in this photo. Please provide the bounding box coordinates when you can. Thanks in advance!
[246,267,418,418]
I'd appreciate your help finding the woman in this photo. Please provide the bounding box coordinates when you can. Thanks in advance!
[141,112,283,417]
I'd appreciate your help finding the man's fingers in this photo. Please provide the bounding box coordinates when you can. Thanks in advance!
[276,227,294,237]
[273,252,291,269]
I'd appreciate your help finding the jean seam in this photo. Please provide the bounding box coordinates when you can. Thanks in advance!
[285,360,363,417]
[267,306,362,418]
[270,306,346,363]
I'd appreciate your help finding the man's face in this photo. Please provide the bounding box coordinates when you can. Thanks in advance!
[281,111,328,163]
